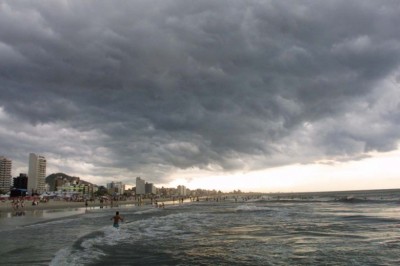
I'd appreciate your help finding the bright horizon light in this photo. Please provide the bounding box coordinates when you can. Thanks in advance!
[164,148,400,193]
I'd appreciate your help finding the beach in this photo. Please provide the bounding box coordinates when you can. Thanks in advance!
[0,198,150,213]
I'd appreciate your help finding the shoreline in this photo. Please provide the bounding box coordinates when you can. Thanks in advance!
[0,195,198,214]
[0,193,255,214]
[0,198,151,213]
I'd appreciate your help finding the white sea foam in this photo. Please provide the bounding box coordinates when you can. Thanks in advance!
[235,204,271,212]
[50,245,106,266]
[134,207,162,215]
[49,246,97,266]
[50,247,74,266]
[24,217,81,228]
[50,225,134,265]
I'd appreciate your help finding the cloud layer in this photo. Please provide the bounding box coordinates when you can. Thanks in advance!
[1,0,400,185]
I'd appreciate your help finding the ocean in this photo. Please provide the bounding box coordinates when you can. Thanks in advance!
[1,189,400,265]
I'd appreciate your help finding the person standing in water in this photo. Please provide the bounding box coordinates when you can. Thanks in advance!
[111,211,124,228]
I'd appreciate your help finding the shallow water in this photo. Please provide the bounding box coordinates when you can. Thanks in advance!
[1,190,400,265]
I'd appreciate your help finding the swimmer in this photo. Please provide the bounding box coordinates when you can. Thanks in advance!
[111,211,124,228]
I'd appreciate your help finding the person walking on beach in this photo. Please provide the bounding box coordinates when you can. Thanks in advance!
[111,211,124,228]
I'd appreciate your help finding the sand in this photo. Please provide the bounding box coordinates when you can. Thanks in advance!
[0,195,182,213]
[0,198,140,213]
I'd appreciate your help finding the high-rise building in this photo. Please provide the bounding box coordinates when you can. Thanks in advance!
[145,182,156,195]
[136,177,145,195]
[11,173,28,197]
[13,173,28,190]
[28,153,47,195]
[0,156,12,193]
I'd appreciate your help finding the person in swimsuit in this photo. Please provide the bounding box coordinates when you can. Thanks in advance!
[111,211,124,228]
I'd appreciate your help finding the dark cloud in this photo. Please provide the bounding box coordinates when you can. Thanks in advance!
[1,0,400,184]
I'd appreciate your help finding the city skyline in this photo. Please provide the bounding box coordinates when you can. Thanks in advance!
[0,154,200,193]
[1,1,400,192]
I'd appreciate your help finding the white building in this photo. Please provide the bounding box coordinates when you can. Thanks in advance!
[177,185,187,196]
[0,156,12,192]
[28,153,47,195]
[136,177,145,195]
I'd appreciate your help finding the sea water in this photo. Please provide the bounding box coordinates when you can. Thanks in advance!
[1,189,400,265]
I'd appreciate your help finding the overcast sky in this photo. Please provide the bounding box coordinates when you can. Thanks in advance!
[1,0,400,192]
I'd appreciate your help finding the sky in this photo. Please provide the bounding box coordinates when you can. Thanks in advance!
[1,0,400,193]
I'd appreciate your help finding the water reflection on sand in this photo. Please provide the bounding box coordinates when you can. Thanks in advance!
[0,208,87,229]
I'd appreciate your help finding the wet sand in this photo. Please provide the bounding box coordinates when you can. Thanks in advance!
[0,199,140,213]
[0,196,181,213]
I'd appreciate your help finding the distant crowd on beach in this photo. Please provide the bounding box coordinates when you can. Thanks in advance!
[1,194,267,216]
[10,197,47,210]
[11,198,25,210]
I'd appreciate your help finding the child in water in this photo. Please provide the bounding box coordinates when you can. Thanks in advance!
[111,211,124,228]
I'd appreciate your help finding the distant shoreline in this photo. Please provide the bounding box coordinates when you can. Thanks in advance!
[0,195,226,213]
[2,188,399,213]
[0,198,156,213]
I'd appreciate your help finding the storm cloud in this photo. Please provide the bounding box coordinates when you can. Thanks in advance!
[1,0,400,185]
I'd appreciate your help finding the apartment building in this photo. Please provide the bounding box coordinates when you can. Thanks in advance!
[28,153,47,195]
[0,156,12,192]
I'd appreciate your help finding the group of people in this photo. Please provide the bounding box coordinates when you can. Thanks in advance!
[153,200,165,208]
[11,198,24,210]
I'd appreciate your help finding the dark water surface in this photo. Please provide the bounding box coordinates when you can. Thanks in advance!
[1,190,400,265]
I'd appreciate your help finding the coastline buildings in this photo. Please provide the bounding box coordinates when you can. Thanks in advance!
[0,156,12,193]
[53,175,96,198]
[136,177,145,195]
[106,181,125,195]
[53,175,81,191]
[11,173,28,197]
[13,173,28,190]
[1,153,218,198]
[177,185,187,196]
[56,182,94,198]
[136,177,157,196]
[28,153,47,195]
[145,182,156,195]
